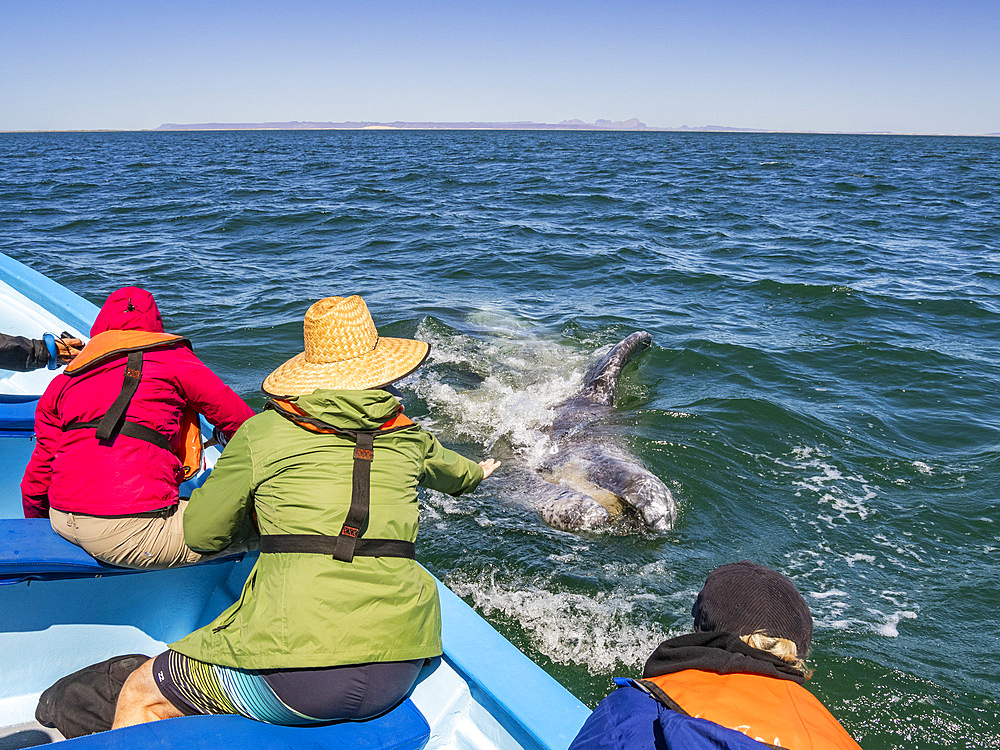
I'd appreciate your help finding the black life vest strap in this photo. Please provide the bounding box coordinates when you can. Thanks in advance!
[264,400,418,564]
[332,431,375,562]
[62,349,173,453]
[63,419,171,452]
[94,351,143,443]
[632,679,690,715]
[260,534,415,559]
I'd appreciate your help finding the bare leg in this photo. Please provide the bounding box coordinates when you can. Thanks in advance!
[112,658,185,729]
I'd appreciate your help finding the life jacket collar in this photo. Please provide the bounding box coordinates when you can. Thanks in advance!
[268,398,415,434]
[66,330,191,376]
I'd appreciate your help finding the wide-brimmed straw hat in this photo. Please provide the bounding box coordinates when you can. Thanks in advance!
[262,295,430,397]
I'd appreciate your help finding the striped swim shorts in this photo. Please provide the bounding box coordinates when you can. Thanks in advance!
[151,650,424,724]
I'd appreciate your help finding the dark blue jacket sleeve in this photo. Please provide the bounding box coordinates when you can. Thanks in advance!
[0,333,49,371]
[568,687,661,750]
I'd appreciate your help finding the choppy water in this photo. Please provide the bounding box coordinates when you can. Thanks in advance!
[2,130,998,747]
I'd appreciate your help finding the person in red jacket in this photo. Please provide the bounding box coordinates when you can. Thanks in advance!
[21,287,255,569]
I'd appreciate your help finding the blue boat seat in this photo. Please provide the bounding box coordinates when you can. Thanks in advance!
[59,701,430,750]
[0,395,39,431]
[0,518,243,583]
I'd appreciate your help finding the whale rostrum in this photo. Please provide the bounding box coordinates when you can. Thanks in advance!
[531,331,676,532]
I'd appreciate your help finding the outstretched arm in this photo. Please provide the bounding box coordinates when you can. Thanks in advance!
[0,333,82,371]
[171,347,255,438]
[419,433,499,496]
[0,333,50,371]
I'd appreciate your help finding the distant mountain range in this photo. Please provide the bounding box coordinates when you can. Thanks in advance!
[154,118,772,133]
[111,120,987,136]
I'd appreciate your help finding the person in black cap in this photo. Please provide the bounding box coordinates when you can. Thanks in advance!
[568,560,862,750]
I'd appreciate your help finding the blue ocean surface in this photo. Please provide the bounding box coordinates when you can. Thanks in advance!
[1,130,998,747]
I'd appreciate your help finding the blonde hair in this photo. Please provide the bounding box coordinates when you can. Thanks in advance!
[740,632,813,678]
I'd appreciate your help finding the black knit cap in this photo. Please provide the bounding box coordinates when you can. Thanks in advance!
[691,560,813,656]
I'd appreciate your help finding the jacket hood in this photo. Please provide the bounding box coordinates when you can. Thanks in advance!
[642,631,806,684]
[91,287,165,337]
[290,389,403,429]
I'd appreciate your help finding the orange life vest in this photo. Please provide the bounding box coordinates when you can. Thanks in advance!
[64,330,204,480]
[646,670,862,750]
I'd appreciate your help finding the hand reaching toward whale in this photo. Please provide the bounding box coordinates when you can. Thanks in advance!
[479,458,501,479]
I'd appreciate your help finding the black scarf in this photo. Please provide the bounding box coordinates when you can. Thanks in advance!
[642,630,806,684]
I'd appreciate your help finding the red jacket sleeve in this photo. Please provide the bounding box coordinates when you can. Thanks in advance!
[170,347,255,438]
[20,378,66,518]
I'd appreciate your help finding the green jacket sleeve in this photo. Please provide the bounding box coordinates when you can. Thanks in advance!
[184,425,257,552]
[418,432,485,496]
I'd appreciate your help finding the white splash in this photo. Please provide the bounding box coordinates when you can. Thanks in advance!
[810,589,849,600]
[783,446,876,522]
[447,570,671,674]
[844,553,876,567]
[408,319,591,468]
[874,609,918,638]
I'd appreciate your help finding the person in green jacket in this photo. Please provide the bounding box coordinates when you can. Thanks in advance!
[112,295,500,728]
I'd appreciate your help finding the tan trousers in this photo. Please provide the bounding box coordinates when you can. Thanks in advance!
[50,500,218,570]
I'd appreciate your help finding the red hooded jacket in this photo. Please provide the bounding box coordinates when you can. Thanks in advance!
[21,287,255,518]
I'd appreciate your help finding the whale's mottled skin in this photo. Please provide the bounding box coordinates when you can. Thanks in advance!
[533,331,676,532]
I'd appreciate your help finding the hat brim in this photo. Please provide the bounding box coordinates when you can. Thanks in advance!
[262,336,430,397]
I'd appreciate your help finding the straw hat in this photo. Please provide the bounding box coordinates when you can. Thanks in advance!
[262,295,430,396]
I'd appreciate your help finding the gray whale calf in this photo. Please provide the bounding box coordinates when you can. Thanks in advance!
[530,331,676,532]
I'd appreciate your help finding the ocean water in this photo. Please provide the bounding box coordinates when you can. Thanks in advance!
[1,130,998,747]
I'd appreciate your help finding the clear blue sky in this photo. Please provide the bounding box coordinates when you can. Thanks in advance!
[1,0,997,134]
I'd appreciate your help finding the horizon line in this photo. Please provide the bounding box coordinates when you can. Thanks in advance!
[2,119,998,138]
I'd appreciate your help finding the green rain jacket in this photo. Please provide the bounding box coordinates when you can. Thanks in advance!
[170,389,484,669]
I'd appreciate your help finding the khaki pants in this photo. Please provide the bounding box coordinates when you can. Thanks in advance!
[50,500,222,570]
